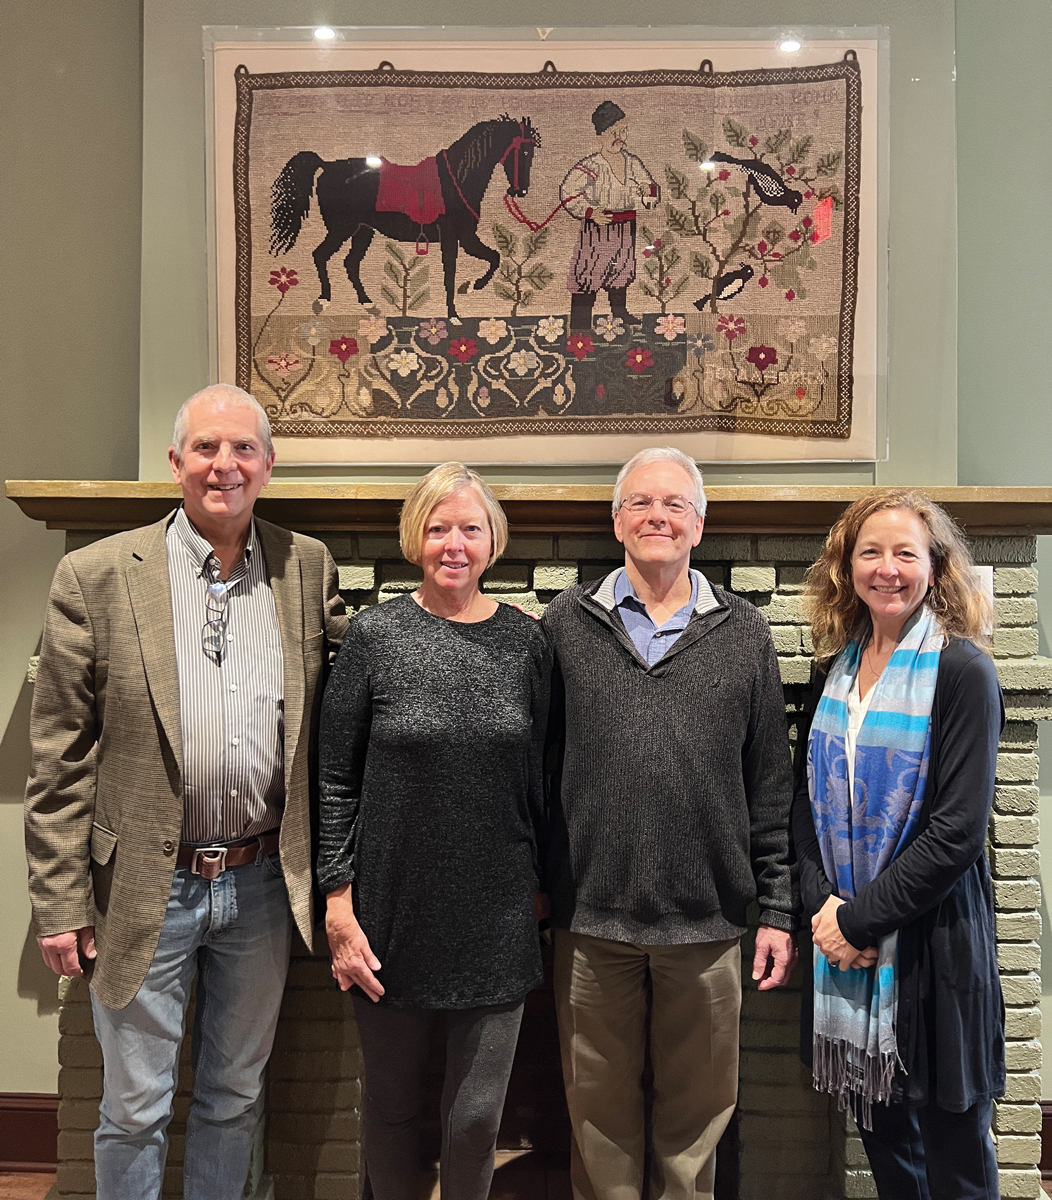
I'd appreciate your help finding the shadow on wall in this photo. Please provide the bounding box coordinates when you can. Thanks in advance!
[1,671,61,1015]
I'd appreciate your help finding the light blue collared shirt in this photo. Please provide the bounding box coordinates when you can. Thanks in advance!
[613,568,700,666]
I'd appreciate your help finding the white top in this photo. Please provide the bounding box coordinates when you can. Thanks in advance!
[845,674,876,801]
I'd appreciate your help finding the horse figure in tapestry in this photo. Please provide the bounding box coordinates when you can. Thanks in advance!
[270,115,540,321]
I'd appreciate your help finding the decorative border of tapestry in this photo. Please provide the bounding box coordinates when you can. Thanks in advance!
[210,35,883,463]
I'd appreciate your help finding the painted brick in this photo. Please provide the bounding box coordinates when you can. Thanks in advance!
[994,880,1042,910]
[738,1051,813,1086]
[1001,721,1041,747]
[1003,694,1052,721]
[557,533,622,560]
[995,1104,1043,1135]
[481,564,530,592]
[337,564,375,592]
[1004,1043,1042,1073]
[691,534,754,561]
[997,1167,1043,1197]
[997,912,1041,941]
[55,1163,97,1193]
[995,597,1039,627]
[730,565,776,593]
[57,1130,95,1161]
[998,943,1041,973]
[357,533,402,559]
[777,565,809,591]
[739,1019,798,1049]
[533,563,579,591]
[997,659,1052,691]
[996,753,1039,784]
[779,657,813,685]
[59,1067,104,1099]
[995,786,1040,815]
[58,1002,96,1037]
[801,626,815,655]
[1004,1008,1042,1039]
[496,592,545,617]
[57,1098,101,1131]
[269,1140,360,1173]
[739,1140,829,1175]
[268,1081,361,1113]
[1003,1072,1042,1103]
[994,568,1038,596]
[699,565,726,588]
[580,563,612,583]
[58,1037,102,1068]
[994,628,1040,657]
[315,533,355,560]
[991,816,1040,847]
[739,1175,825,1200]
[505,534,554,559]
[737,1083,829,1116]
[756,535,827,562]
[759,593,807,624]
[379,564,423,591]
[769,625,802,655]
[967,536,1037,564]
[995,1134,1041,1166]
[269,1049,362,1081]
[991,848,1041,877]
[268,1112,361,1144]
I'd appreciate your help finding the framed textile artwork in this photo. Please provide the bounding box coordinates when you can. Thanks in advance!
[207,29,887,464]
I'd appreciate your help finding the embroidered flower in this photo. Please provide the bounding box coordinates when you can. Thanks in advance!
[296,319,330,347]
[359,315,389,344]
[625,347,654,374]
[654,315,685,342]
[786,165,796,176]
[436,388,450,408]
[478,318,508,345]
[567,334,594,360]
[553,383,567,406]
[448,338,477,363]
[508,349,540,376]
[796,386,807,399]
[716,314,746,343]
[748,136,759,147]
[758,277,769,289]
[536,316,564,343]
[266,353,300,377]
[595,315,625,343]
[809,335,837,361]
[476,386,490,408]
[802,216,813,229]
[757,240,769,255]
[779,319,807,343]
[718,169,730,181]
[692,333,715,354]
[418,318,447,345]
[596,383,606,401]
[785,289,796,302]
[745,345,778,372]
[789,230,802,243]
[329,336,359,364]
[268,267,299,295]
[388,350,420,377]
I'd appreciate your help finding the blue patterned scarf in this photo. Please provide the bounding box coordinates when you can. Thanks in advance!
[806,606,943,1128]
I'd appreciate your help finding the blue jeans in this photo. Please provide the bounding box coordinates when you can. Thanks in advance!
[859,1098,999,1200]
[91,852,293,1200]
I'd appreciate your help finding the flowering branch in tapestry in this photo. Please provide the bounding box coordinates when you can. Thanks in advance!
[492,224,554,317]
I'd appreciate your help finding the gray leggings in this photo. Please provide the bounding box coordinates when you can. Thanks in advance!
[352,995,524,1200]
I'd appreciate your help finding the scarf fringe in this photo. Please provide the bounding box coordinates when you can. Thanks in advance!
[812,1033,901,1132]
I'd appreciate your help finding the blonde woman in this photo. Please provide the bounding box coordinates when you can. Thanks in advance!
[792,489,1004,1199]
[317,463,551,1200]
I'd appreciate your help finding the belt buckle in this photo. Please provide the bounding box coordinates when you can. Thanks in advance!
[190,846,228,880]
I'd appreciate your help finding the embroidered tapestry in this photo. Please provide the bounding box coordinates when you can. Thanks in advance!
[211,37,880,463]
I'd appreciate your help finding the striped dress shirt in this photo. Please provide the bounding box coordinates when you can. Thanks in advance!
[167,507,285,844]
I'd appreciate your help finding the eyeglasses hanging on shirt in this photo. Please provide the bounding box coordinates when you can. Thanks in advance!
[202,579,230,661]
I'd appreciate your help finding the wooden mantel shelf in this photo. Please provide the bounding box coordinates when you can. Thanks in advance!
[8,481,1052,535]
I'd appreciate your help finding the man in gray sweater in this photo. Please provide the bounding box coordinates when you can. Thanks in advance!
[542,447,797,1200]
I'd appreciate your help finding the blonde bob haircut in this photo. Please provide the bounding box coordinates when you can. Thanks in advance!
[399,462,509,568]
[806,488,993,662]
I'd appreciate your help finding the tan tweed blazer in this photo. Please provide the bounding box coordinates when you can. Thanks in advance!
[24,515,348,1009]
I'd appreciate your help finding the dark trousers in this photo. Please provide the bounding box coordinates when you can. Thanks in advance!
[859,1098,999,1199]
[352,995,524,1200]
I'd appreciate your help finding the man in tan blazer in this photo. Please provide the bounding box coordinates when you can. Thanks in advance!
[25,384,347,1200]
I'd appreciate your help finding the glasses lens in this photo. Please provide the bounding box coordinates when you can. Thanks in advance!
[663,498,690,515]
[625,495,651,512]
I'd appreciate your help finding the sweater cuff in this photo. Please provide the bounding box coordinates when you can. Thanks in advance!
[757,908,797,933]
[319,866,355,896]
[835,902,868,950]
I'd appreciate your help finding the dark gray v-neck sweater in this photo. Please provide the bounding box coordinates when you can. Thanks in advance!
[542,573,797,944]
[317,595,551,1008]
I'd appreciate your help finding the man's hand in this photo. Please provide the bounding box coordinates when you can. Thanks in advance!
[325,884,384,1002]
[811,895,863,971]
[751,925,798,990]
[37,927,96,978]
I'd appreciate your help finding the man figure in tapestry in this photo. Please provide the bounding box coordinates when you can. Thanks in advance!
[560,101,660,331]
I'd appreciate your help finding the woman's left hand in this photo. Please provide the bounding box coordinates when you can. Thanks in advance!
[534,892,551,921]
[812,895,863,971]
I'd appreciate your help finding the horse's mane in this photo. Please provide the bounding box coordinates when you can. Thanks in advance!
[445,115,540,182]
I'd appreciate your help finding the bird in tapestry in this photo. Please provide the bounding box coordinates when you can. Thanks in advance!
[270,115,541,322]
[697,261,755,308]
[707,151,804,213]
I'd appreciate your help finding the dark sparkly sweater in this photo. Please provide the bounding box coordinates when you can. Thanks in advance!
[542,574,797,944]
[317,595,551,1008]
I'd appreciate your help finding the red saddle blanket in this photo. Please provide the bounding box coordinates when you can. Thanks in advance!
[376,155,446,225]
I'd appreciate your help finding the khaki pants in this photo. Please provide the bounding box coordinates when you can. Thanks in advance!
[553,930,741,1200]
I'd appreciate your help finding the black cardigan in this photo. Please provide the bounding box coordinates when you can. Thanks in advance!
[791,637,1006,1111]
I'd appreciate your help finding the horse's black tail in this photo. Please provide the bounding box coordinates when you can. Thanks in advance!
[270,151,325,255]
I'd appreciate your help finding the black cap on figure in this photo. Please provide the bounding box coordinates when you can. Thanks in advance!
[592,101,626,135]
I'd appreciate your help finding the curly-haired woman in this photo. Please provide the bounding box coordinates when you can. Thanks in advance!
[792,489,1005,1199]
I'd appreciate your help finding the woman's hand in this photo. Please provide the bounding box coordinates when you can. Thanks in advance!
[534,892,551,922]
[850,946,879,970]
[811,895,863,971]
[325,884,384,1002]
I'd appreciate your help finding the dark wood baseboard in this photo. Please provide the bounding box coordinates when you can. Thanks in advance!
[0,1093,59,1170]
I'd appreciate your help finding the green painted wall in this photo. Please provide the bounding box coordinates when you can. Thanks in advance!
[954,0,1052,1099]
[138,0,958,487]
[0,0,143,1089]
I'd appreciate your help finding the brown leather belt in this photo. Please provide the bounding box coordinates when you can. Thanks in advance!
[177,832,280,879]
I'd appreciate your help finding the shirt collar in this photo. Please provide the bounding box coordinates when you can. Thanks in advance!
[612,566,699,621]
[169,506,255,580]
[595,565,720,617]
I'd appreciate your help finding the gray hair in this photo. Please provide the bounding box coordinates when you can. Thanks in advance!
[612,447,707,517]
[171,384,274,458]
